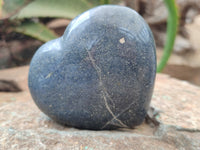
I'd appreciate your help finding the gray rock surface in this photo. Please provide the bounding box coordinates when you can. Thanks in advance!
[0,66,200,150]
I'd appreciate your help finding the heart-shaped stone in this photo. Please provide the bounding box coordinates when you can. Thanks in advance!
[28,5,156,130]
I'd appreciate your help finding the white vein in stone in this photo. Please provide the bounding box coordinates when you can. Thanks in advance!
[101,99,138,129]
[87,49,128,129]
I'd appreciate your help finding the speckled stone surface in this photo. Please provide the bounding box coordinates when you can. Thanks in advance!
[28,5,156,130]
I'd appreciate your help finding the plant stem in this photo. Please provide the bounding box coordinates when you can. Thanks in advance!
[100,0,110,5]
[157,0,179,72]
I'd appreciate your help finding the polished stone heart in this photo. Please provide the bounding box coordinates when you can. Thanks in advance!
[28,5,156,130]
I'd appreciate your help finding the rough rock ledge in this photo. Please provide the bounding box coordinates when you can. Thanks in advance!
[0,66,200,150]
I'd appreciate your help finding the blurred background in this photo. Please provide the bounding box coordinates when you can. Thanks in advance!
[0,0,200,86]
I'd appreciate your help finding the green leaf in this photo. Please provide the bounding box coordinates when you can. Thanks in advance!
[86,0,101,5]
[157,0,179,72]
[0,0,2,17]
[100,0,110,5]
[1,0,31,19]
[14,21,58,42]
[15,0,93,19]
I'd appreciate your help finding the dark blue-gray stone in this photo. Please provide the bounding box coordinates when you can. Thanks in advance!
[28,5,156,130]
